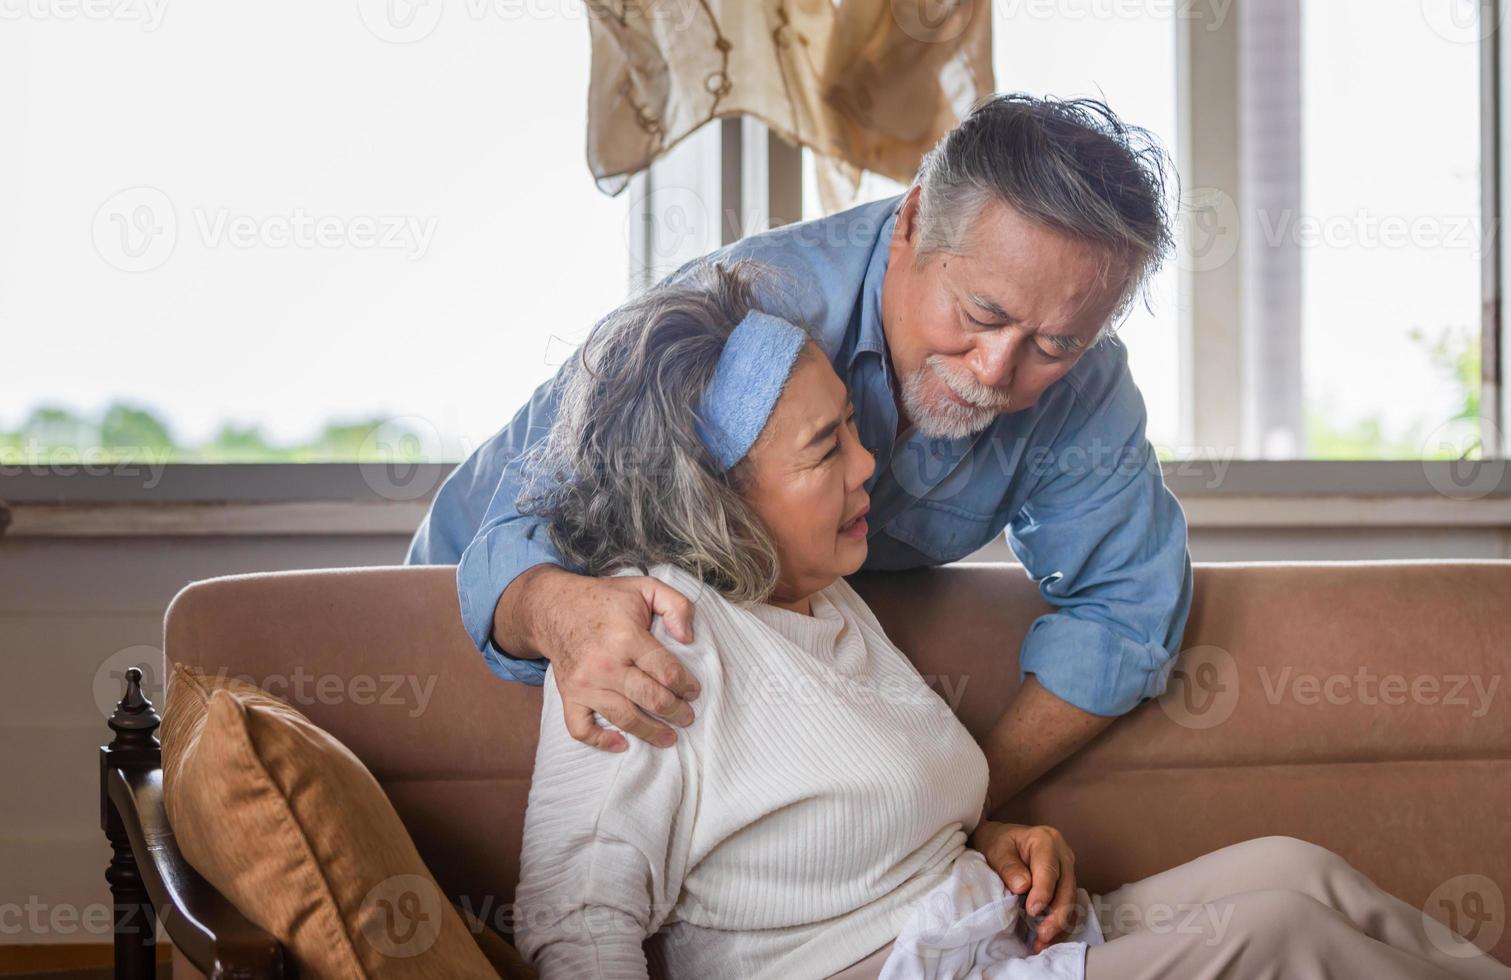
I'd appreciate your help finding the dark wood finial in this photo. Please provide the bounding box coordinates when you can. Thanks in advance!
[101,666,163,977]
[108,666,161,749]
[123,666,145,703]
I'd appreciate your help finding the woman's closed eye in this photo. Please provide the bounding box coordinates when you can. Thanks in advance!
[820,410,859,461]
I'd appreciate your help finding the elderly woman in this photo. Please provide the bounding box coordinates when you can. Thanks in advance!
[511,262,1509,980]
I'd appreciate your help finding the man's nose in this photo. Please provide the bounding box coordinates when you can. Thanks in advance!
[969,332,1016,388]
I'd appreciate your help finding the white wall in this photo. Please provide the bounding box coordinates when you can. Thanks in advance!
[1,533,402,947]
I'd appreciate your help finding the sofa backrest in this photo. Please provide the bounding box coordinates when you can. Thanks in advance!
[162,561,1511,961]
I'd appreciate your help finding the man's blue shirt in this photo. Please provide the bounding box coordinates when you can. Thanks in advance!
[405,195,1193,717]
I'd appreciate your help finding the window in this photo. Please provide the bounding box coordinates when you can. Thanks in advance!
[5,0,1504,484]
[1,6,630,466]
[1292,0,1483,460]
[1222,0,1486,459]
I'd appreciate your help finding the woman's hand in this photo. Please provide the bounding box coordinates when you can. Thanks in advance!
[970,820,1079,953]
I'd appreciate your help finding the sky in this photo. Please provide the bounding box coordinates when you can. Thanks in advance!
[1,0,1485,460]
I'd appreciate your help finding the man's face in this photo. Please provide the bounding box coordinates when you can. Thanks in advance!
[879,187,1130,440]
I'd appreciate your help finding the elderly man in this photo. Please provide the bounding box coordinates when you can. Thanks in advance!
[408,94,1192,824]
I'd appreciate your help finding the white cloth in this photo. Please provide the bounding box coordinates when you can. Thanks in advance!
[880,849,1104,980]
[514,563,993,980]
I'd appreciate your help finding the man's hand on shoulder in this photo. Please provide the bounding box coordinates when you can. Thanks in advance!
[496,564,702,753]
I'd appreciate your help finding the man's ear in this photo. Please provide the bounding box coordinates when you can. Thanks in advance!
[897,185,923,242]
[890,185,925,261]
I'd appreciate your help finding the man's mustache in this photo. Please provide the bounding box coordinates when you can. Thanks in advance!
[926,357,1012,412]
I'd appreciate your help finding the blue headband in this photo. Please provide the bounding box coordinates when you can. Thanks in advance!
[695,310,809,471]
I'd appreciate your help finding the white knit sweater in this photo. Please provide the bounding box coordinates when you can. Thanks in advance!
[513,563,991,980]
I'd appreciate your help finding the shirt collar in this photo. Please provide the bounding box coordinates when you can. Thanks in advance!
[850,197,902,370]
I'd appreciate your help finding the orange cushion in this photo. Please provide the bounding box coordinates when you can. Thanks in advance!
[160,663,502,979]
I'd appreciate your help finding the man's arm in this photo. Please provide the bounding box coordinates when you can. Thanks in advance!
[436,375,702,750]
[970,680,1107,949]
[992,343,1194,805]
[980,676,1111,814]
[444,376,571,683]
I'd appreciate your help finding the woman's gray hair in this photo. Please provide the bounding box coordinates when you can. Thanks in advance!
[913,93,1177,336]
[519,260,796,603]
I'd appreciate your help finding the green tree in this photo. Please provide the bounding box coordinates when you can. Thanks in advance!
[307,418,430,462]
[200,422,280,462]
[21,404,94,452]
[1305,410,1417,460]
[99,402,175,459]
[1305,322,1481,460]
[1410,324,1480,424]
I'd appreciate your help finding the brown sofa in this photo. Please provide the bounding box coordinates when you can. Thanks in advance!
[99,561,1511,977]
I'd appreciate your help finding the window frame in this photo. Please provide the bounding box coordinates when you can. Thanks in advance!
[1490,0,1508,456]
[1178,0,1507,459]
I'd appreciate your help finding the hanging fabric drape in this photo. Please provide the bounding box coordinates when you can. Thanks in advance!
[584,0,994,213]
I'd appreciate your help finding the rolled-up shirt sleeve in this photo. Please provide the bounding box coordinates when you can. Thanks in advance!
[453,377,569,686]
[1006,351,1194,717]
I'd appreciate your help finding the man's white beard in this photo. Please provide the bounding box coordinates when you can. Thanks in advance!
[899,355,1012,441]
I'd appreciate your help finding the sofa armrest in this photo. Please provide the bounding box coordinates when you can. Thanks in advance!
[100,667,292,979]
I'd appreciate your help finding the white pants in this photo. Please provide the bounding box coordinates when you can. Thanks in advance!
[829,837,1510,980]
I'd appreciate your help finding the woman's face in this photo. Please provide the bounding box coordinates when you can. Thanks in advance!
[740,344,875,604]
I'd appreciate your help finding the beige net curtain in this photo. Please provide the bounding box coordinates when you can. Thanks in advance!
[585,0,995,215]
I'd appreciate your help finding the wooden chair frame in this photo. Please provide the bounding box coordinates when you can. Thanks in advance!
[99,666,292,979]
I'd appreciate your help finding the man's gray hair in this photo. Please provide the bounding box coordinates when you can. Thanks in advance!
[914,93,1176,334]
[519,261,794,603]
